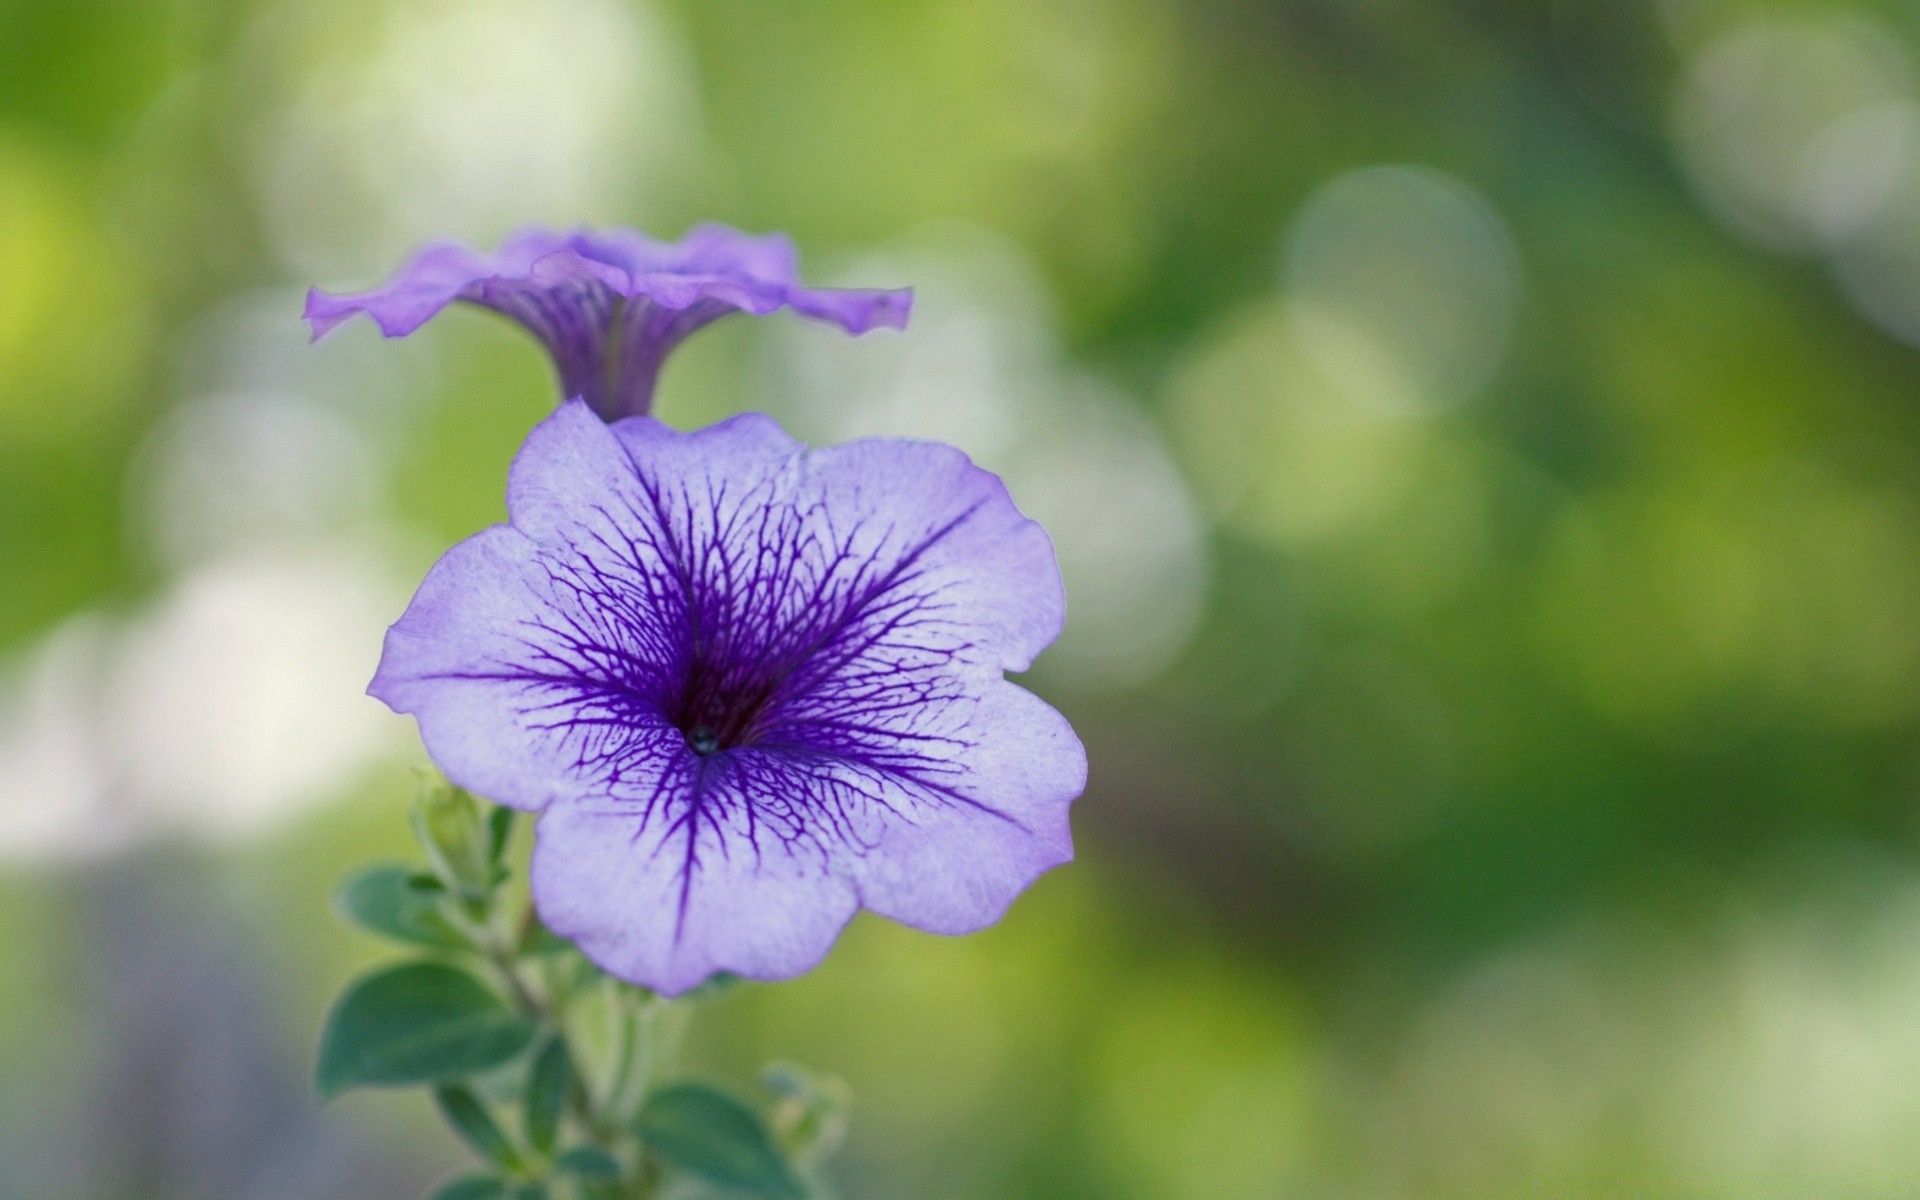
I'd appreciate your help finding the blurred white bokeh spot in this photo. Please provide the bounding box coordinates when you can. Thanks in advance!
[0,619,120,864]
[757,225,1208,687]
[1672,14,1914,251]
[1797,101,1920,242]
[129,391,381,570]
[258,0,703,278]
[1828,126,1920,348]
[1282,165,1519,414]
[105,548,408,842]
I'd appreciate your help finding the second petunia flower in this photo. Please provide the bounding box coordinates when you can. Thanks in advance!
[305,223,911,421]
[369,400,1086,995]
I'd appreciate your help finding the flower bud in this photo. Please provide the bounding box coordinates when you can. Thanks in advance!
[410,773,494,900]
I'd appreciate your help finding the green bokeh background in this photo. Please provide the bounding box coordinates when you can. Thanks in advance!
[8,0,1920,1196]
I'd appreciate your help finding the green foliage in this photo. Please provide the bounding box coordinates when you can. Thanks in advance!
[435,1083,523,1172]
[636,1082,803,1198]
[336,865,470,950]
[763,1062,852,1168]
[321,784,830,1196]
[487,807,517,866]
[523,1036,571,1156]
[412,776,496,900]
[316,962,537,1098]
[554,1147,623,1180]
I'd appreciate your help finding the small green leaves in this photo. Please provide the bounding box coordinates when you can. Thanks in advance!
[427,1176,505,1200]
[554,1146,622,1180]
[337,865,468,949]
[412,776,494,898]
[636,1082,801,1197]
[317,962,538,1098]
[763,1061,851,1167]
[435,1084,523,1171]
[524,1036,572,1155]
[325,787,836,1199]
[487,805,516,865]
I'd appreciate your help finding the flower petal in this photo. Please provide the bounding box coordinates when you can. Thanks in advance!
[842,679,1083,934]
[367,525,592,811]
[530,756,862,995]
[303,244,494,340]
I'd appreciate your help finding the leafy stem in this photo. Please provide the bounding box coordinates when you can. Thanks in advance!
[320,775,826,1200]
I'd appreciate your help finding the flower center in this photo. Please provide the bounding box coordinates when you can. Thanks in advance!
[666,653,780,756]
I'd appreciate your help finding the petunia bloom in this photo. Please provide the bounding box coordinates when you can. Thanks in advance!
[304,224,911,421]
[369,399,1085,994]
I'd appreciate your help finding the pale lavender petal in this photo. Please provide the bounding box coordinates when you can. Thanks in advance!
[369,400,1084,993]
[368,526,615,812]
[832,680,1081,935]
[530,764,862,994]
[784,286,915,335]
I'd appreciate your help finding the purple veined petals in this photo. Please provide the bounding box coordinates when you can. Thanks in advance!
[369,400,1084,993]
[304,223,912,420]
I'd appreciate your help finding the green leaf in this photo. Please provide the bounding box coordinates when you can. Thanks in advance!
[336,865,468,949]
[510,1185,547,1200]
[636,1082,801,1197]
[524,1036,571,1155]
[435,1083,522,1171]
[316,962,538,1098]
[487,805,516,865]
[555,1146,623,1180]
[427,1175,505,1200]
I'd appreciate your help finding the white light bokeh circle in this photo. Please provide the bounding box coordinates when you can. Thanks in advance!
[0,619,120,864]
[105,548,408,844]
[0,548,410,863]
[1672,15,1914,251]
[129,392,380,571]
[1282,165,1520,414]
[1827,112,1920,348]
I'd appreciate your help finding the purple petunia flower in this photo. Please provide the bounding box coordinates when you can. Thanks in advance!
[369,399,1085,994]
[304,224,911,421]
